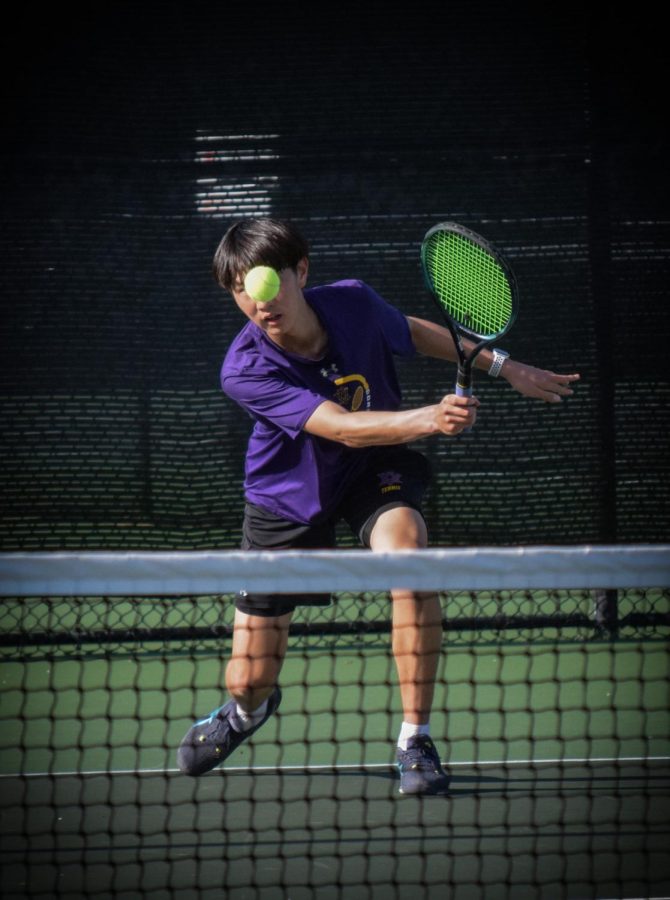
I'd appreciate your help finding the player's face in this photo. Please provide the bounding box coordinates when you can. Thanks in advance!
[231,258,309,340]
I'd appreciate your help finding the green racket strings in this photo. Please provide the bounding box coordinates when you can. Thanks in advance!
[425,232,513,338]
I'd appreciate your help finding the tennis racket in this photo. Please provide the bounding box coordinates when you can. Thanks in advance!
[420,222,519,401]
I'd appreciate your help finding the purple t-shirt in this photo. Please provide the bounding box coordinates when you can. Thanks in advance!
[221,280,415,523]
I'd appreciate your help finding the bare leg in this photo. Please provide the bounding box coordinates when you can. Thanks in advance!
[225,608,292,712]
[368,507,443,724]
[177,607,291,776]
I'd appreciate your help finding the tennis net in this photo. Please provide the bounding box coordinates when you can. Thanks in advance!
[1,545,669,899]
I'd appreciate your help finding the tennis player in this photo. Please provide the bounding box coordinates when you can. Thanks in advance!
[177,218,579,794]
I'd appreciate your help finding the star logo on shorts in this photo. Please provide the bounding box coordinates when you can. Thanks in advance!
[378,470,402,494]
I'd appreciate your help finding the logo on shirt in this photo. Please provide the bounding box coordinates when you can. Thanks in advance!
[378,470,402,494]
[320,363,371,411]
[334,374,371,411]
[320,363,340,381]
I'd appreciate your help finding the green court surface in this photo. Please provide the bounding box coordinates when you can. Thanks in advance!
[1,637,669,898]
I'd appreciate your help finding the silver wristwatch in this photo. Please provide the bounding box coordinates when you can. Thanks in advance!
[488,348,509,378]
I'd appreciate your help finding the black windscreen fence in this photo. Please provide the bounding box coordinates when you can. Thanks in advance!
[2,7,668,550]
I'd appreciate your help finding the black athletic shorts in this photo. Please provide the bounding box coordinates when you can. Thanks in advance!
[235,446,432,617]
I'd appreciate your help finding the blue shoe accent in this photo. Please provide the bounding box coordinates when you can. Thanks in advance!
[396,734,450,795]
[177,687,281,776]
[193,705,226,728]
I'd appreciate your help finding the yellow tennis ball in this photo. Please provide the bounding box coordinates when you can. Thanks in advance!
[243,266,281,303]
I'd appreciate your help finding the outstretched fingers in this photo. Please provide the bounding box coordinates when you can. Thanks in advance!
[505,361,581,403]
[535,371,581,403]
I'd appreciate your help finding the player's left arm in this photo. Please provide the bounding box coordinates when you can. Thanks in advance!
[407,315,580,404]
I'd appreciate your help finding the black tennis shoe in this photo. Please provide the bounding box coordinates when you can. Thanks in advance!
[396,734,450,795]
[177,686,282,776]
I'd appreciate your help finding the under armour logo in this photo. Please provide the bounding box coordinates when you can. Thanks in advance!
[320,363,340,380]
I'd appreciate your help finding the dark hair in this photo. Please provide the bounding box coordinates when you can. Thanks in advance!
[212,218,310,291]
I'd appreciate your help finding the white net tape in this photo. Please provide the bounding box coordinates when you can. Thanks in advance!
[1,544,668,596]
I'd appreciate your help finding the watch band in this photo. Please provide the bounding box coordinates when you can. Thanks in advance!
[488,348,509,378]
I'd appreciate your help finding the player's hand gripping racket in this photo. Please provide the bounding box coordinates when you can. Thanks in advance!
[420,223,519,423]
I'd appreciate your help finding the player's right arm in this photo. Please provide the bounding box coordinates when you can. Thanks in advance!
[303,396,479,447]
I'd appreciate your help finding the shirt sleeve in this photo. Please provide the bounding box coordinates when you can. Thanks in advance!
[356,282,415,358]
[221,372,326,439]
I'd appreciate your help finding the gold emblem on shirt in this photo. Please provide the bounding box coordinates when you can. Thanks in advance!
[333,374,371,411]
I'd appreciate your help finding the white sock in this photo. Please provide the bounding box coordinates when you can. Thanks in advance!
[397,721,430,751]
[230,698,269,733]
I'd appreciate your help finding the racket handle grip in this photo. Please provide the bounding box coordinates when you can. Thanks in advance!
[455,372,473,433]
